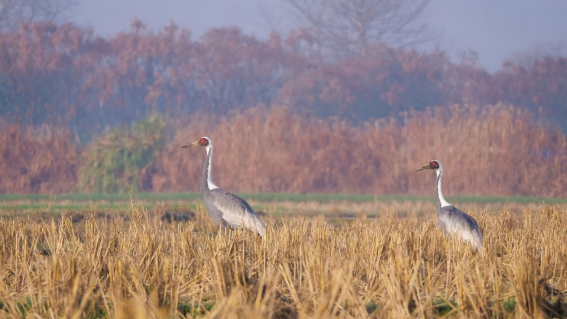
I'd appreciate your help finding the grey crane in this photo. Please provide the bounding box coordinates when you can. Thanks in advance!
[417,160,483,251]
[181,137,265,238]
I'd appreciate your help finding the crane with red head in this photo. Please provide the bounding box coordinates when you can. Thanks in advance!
[182,137,265,238]
[417,160,483,251]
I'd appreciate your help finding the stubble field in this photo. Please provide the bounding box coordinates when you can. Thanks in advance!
[0,194,566,318]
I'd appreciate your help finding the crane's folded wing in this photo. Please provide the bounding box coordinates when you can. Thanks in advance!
[210,189,254,228]
[439,206,480,231]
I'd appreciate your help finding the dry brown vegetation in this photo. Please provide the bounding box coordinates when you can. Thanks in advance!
[151,104,567,196]
[1,104,566,196]
[0,125,77,193]
[0,202,566,318]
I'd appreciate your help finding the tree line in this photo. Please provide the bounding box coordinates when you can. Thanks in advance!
[1,20,566,139]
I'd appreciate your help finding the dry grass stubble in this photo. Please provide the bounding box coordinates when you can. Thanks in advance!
[0,203,566,318]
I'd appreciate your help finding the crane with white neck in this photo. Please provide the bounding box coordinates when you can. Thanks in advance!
[181,137,265,238]
[417,160,483,251]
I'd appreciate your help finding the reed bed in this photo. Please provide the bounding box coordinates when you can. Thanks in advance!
[147,104,567,197]
[2,104,567,197]
[0,125,78,194]
[0,203,566,318]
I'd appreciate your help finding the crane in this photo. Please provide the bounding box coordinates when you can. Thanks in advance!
[417,160,483,251]
[181,137,266,238]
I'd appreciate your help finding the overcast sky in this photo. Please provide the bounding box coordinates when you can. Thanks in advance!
[72,0,567,72]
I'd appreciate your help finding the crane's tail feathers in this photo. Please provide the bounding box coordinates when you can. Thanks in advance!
[456,226,483,252]
[254,217,266,239]
[244,214,266,239]
[470,229,483,252]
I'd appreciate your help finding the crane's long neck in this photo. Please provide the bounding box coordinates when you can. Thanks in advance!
[201,145,219,193]
[435,169,451,212]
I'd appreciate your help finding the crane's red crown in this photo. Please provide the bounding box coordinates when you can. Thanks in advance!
[430,161,440,169]
[199,137,209,146]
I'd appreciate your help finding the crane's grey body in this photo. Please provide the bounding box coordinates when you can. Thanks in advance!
[188,137,265,238]
[437,206,483,251]
[420,160,483,251]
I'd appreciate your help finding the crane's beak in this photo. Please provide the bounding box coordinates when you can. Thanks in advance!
[181,141,200,148]
[416,164,430,172]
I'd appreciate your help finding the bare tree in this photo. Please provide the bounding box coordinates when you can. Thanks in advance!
[0,0,78,31]
[282,0,431,58]
[506,41,567,69]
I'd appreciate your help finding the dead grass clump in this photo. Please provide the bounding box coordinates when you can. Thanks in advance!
[0,203,566,318]
[0,125,78,193]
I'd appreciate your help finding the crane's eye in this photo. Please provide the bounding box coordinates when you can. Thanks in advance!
[430,161,439,169]
[199,138,209,146]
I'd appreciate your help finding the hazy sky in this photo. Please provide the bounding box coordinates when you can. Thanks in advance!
[72,0,567,72]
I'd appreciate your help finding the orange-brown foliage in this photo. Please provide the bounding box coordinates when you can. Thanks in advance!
[0,125,78,193]
[2,105,565,196]
[3,22,566,133]
[149,105,567,197]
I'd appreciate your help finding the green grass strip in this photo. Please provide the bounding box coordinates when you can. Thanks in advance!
[0,192,565,204]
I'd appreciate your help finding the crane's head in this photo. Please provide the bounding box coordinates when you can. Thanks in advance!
[416,160,442,172]
[181,137,212,148]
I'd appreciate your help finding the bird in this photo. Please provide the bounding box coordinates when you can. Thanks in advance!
[417,160,483,251]
[181,137,265,238]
